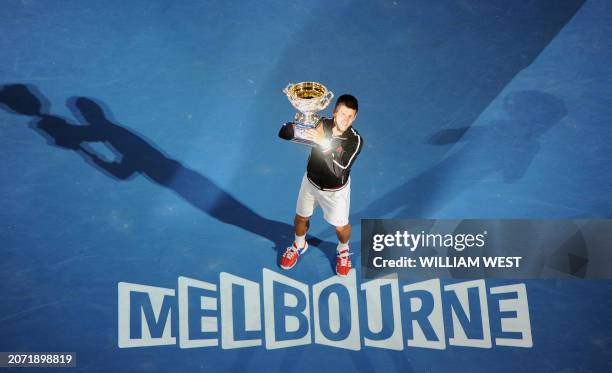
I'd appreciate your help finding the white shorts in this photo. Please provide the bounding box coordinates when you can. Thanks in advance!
[295,173,351,227]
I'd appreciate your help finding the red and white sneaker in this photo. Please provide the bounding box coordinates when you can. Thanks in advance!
[336,249,352,277]
[280,241,309,270]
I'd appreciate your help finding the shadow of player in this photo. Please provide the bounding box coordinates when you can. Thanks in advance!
[358,90,568,218]
[0,83,336,260]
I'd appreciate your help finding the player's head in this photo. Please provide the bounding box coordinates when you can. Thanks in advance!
[333,94,358,133]
[335,94,358,113]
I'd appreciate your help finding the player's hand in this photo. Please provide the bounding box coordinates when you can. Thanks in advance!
[305,127,332,151]
[305,126,325,144]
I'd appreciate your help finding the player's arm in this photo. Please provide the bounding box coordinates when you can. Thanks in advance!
[278,122,295,140]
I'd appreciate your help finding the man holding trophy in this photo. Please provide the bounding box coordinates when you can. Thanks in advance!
[278,82,363,276]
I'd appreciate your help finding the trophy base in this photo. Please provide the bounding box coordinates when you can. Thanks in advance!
[278,122,318,147]
[289,137,318,147]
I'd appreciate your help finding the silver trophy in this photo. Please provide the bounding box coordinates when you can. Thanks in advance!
[281,82,334,147]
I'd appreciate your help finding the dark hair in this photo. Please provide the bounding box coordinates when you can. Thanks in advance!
[335,94,358,112]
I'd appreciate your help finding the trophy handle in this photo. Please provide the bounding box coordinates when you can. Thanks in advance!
[283,83,293,97]
[323,90,334,106]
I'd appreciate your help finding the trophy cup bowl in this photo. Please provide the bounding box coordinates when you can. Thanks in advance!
[281,82,334,146]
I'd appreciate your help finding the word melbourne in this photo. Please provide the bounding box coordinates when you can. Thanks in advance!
[118,269,533,350]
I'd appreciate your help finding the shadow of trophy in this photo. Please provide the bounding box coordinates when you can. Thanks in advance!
[278,81,334,147]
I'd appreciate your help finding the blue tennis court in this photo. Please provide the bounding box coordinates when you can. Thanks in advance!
[1,0,611,371]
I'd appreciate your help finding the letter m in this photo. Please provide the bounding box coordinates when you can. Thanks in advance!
[118,282,176,348]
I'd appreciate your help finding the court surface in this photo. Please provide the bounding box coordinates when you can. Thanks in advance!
[1,1,611,372]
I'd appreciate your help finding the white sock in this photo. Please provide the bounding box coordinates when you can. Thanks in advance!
[295,234,306,249]
[337,241,349,254]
